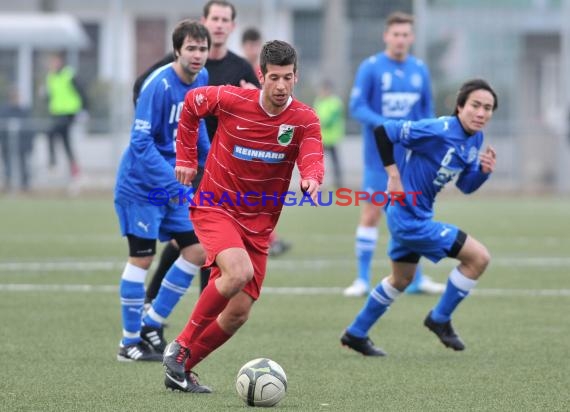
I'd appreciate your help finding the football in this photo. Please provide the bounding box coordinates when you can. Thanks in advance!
[235,358,287,407]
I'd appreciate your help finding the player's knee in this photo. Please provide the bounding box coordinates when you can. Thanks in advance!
[128,256,153,270]
[477,246,491,273]
[225,261,254,291]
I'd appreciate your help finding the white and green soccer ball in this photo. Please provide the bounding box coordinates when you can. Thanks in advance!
[235,358,287,407]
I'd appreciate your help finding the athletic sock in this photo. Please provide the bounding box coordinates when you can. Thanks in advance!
[177,281,229,347]
[143,257,198,328]
[184,321,232,371]
[431,267,477,323]
[145,242,179,304]
[119,263,147,346]
[346,277,402,338]
[354,226,378,286]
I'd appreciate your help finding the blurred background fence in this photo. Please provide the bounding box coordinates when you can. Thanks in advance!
[1,0,569,193]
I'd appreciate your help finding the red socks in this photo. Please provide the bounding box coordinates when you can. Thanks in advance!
[177,281,229,347]
[184,321,232,371]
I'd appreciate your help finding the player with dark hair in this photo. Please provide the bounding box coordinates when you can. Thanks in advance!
[139,0,261,305]
[344,11,444,298]
[341,78,498,356]
[162,40,324,393]
[114,20,211,361]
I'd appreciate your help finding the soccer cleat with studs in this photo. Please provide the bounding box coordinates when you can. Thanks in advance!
[424,311,465,351]
[164,370,212,393]
[141,324,167,354]
[163,341,190,385]
[117,341,163,362]
[340,330,387,356]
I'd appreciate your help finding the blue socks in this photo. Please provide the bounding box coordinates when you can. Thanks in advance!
[347,277,402,338]
[119,263,147,346]
[142,257,199,328]
[354,226,378,286]
[431,267,477,323]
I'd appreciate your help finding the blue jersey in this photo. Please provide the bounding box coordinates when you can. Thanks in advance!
[350,52,433,170]
[115,64,210,202]
[384,116,490,220]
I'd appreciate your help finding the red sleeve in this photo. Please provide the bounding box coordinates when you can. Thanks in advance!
[176,86,220,169]
[297,113,325,184]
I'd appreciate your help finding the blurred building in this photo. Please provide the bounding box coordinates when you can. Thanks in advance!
[0,0,568,193]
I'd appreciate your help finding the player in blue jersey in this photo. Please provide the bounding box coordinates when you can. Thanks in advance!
[344,12,445,298]
[114,20,211,362]
[341,78,498,355]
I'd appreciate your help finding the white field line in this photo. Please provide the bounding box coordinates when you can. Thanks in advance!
[0,256,569,273]
[0,283,569,297]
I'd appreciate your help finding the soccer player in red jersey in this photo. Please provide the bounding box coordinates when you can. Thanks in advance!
[162,40,324,393]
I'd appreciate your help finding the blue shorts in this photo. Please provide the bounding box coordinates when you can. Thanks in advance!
[115,200,193,242]
[361,164,388,198]
[386,208,459,263]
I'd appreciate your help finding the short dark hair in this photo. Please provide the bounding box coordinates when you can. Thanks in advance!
[203,0,236,21]
[259,40,297,75]
[242,27,261,44]
[454,78,498,115]
[385,11,414,28]
[172,20,211,58]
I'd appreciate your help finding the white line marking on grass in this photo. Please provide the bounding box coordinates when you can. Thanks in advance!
[1,256,570,273]
[0,284,569,297]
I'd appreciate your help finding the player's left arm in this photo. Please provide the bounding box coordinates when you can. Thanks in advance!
[297,117,324,204]
[456,145,496,194]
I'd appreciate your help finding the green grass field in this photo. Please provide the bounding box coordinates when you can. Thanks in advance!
[1,193,569,411]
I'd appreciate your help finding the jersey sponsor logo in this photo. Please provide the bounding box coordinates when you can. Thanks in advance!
[233,145,286,163]
[277,124,295,146]
[134,119,151,133]
[382,92,421,118]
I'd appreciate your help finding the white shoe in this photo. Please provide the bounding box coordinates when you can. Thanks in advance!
[343,280,369,297]
[418,276,446,294]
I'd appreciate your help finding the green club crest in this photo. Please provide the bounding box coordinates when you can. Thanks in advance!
[277,124,295,146]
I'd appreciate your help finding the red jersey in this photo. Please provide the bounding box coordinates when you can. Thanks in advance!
[176,85,324,235]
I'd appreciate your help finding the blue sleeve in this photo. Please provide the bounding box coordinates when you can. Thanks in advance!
[131,82,182,194]
[197,119,210,167]
[384,118,441,154]
[349,59,387,127]
[456,149,490,193]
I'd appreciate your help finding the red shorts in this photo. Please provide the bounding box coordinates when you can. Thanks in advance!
[190,208,270,300]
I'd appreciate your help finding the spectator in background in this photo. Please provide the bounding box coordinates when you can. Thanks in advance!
[0,88,35,192]
[314,79,345,188]
[241,27,263,73]
[44,52,88,179]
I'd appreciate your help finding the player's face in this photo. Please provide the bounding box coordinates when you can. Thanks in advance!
[456,89,495,134]
[201,4,235,48]
[383,23,414,61]
[259,64,297,115]
[175,36,209,82]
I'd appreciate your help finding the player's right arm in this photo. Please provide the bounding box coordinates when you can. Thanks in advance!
[349,58,388,128]
[176,86,221,185]
[131,79,182,193]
